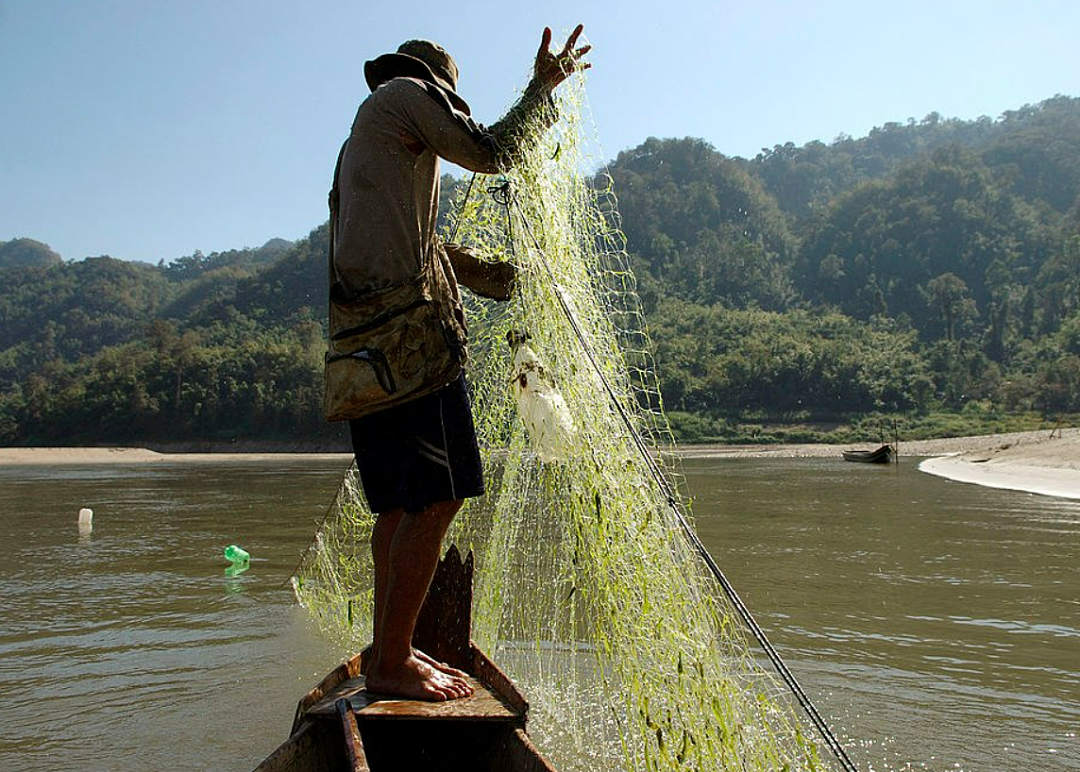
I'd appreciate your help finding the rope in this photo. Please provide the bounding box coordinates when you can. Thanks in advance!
[494,181,861,772]
[446,173,478,245]
[487,178,517,263]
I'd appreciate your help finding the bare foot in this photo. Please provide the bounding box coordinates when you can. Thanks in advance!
[366,654,473,701]
[413,647,470,680]
[360,645,470,681]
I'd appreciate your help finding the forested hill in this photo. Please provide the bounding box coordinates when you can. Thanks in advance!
[2,95,1079,446]
[746,96,1080,219]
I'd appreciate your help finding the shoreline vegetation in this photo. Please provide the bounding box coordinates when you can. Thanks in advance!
[5,98,1080,456]
[4,427,1078,499]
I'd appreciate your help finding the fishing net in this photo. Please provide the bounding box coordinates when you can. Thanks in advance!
[293,64,830,772]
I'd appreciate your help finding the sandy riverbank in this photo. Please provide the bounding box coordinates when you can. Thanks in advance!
[674,428,1079,458]
[678,428,1080,499]
[0,446,353,465]
[4,428,1079,499]
[668,428,1080,501]
[917,429,1080,500]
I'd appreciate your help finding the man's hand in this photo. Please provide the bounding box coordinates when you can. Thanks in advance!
[533,24,591,91]
[444,242,517,301]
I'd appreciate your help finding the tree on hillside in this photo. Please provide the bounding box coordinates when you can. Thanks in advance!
[605,137,797,310]
[0,238,63,268]
[0,256,174,356]
[189,225,329,329]
[924,272,975,341]
[5,95,1080,444]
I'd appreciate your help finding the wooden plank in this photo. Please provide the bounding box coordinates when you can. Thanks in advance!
[252,719,345,772]
[305,674,521,723]
[484,727,560,772]
[292,652,364,732]
[304,676,368,717]
[337,699,371,772]
[470,644,530,719]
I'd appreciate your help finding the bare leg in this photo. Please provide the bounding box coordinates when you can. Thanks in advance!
[366,499,473,701]
[371,508,403,654]
[369,508,468,680]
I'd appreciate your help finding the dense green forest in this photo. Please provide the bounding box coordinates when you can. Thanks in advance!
[3,95,1079,446]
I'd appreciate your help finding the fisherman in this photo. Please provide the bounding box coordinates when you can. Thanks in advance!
[329,27,591,701]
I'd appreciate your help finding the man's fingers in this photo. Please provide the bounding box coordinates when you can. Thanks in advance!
[562,23,584,55]
[559,45,590,74]
[538,26,552,58]
[536,24,590,84]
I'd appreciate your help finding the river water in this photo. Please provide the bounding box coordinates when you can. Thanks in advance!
[0,456,1076,771]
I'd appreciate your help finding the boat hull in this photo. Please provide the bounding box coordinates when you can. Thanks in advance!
[842,444,894,464]
[254,547,557,772]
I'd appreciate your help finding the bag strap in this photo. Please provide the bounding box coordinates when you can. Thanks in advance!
[327,138,349,291]
[330,297,428,342]
[325,347,397,395]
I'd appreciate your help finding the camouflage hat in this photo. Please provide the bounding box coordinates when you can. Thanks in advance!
[364,40,470,114]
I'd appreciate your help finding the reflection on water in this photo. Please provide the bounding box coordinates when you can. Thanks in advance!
[0,456,1077,771]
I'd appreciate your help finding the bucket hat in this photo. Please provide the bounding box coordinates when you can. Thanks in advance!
[364,40,471,115]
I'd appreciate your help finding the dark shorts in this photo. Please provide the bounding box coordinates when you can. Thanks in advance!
[348,373,484,514]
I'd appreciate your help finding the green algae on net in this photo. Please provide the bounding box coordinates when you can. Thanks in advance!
[292,70,832,772]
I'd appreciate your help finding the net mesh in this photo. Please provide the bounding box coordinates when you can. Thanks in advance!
[293,65,829,772]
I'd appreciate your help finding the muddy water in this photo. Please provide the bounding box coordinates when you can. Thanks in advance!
[0,456,1076,771]
[684,457,1079,771]
[0,460,348,772]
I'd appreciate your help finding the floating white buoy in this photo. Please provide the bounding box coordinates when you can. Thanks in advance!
[78,507,93,535]
[509,331,577,462]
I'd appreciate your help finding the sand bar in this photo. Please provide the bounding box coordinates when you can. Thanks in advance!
[917,429,1080,500]
[0,446,352,466]
[673,428,1077,458]
[676,428,1080,501]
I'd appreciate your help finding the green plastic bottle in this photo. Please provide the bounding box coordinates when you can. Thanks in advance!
[224,544,250,563]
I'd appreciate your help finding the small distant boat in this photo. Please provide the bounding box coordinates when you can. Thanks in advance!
[842,444,894,464]
[254,546,556,772]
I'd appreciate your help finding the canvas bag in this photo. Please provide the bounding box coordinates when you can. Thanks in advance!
[324,253,465,421]
[323,142,466,422]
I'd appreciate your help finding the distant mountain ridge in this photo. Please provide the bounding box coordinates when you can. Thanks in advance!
[1,94,1077,444]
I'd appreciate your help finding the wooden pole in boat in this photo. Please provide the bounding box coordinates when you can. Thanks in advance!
[337,699,370,772]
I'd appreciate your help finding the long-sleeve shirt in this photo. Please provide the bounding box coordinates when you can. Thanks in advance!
[331,76,553,297]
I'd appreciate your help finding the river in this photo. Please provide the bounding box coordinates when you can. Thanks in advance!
[0,456,1076,771]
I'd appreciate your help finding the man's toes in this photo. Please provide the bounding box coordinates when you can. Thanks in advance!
[441,663,469,679]
[448,677,473,697]
[426,686,450,701]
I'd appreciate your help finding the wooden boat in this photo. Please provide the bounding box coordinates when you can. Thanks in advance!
[254,546,556,772]
[842,444,894,464]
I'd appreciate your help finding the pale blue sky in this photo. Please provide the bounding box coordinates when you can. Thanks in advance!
[2,0,1078,263]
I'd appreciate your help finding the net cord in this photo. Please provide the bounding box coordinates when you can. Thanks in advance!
[446,173,478,245]
[502,183,861,772]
